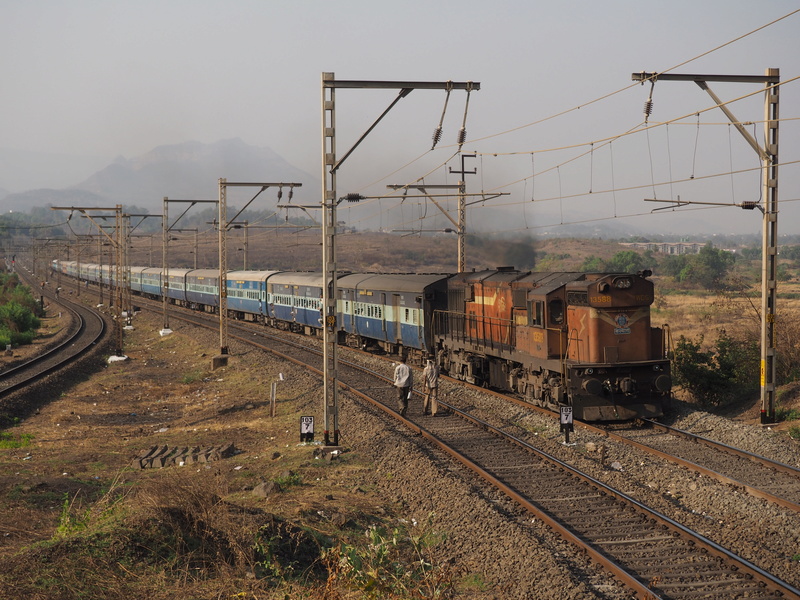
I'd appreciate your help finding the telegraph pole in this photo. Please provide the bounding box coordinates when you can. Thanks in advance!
[161,198,219,336]
[385,181,507,273]
[215,181,302,368]
[321,73,479,446]
[51,205,127,357]
[633,68,780,423]
[449,153,476,273]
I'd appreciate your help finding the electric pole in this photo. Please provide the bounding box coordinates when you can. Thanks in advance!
[449,153,476,273]
[632,68,780,423]
[321,73,479,447]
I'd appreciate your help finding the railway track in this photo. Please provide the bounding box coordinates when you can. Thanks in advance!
[447,375,800,515]
[0,268,107,402]
[123,295,799,599]
[591,419,800,513]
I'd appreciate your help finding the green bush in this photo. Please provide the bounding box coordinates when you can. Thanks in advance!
[0,274,40,348]
[0,300,40,333]
[672,330,759,407]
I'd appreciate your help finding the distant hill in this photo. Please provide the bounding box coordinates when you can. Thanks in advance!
[0,139,317,214]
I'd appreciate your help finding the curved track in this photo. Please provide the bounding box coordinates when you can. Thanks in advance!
[0,268,107,401]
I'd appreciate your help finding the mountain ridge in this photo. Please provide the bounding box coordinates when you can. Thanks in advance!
[0,139,317,214]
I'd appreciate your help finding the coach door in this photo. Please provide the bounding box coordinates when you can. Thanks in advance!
[392,294,401,344]
[381,293,387,337]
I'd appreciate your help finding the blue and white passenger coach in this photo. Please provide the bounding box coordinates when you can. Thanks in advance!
[138,268,163,298]
[226,270,279,322]
[336,273,450,360]
[266,272,325,333]
[185,269,220,312]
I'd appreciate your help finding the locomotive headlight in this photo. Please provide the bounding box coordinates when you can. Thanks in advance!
[613,277,632,289]
[655,374,672,392]
[582,378,603,396]
[653,364,663,371]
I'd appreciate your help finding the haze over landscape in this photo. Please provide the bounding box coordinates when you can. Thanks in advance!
[2,1,799,237]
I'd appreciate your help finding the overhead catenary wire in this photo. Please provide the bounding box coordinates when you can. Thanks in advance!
[461,8,800,147]
[326,10,800,236]
[471,78,800,203]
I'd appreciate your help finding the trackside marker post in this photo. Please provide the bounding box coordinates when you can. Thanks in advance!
[560,406,574,445]
[300,416,314,443]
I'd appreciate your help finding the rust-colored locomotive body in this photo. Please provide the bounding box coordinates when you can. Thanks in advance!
[434,267,671,421]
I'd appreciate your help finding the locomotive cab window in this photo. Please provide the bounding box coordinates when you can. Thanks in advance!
[528,300,544,327]
[548,299,564,325]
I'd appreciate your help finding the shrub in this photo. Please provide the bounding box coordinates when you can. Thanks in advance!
[672,330,759,407]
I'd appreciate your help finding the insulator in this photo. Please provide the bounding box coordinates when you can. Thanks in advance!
[288,188,293,201]
[345,193,364,203]
[277,188,283,200]
[431,126,443,150]
[457,127,466,145]
[644,99,653,117]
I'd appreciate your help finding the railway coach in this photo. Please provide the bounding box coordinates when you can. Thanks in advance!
[226,270,279,322]
[337,273,450,361]
[185,269,220,312]
[265,272,326,333]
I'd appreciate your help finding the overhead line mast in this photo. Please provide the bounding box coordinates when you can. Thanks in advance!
[632,68,780,424]
[321,73,479,447]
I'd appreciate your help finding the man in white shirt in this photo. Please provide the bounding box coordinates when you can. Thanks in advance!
[393,355,413,417]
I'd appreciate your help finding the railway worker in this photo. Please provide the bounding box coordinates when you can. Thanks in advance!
[422,357,439,416]
[393,355,413,417]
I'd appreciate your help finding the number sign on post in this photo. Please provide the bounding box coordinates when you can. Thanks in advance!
[560,406,574,444]
[300,416,314,443]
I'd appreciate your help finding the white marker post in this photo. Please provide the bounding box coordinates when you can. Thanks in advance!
[560,406,574,445]
[300,416,314,443]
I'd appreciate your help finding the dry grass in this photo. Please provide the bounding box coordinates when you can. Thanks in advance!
[0,308,465,599]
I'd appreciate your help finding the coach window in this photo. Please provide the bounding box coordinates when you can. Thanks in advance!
[548,298,564,325]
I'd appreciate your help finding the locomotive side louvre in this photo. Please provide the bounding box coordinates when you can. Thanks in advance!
[438,268,529,386]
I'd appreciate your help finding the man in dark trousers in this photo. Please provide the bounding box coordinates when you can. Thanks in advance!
[393,355,413,417]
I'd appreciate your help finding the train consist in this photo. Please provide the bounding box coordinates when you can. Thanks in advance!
[53,260,672,421]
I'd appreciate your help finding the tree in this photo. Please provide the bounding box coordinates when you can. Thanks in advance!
[580,250,651,274]
[579,255,605,272]
[661,254,688,279]
[678,244,735,290]
[605,250,649,273]
[672,330,759,407]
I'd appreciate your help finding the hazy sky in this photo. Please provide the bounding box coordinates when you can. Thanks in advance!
[3,1,799,235]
